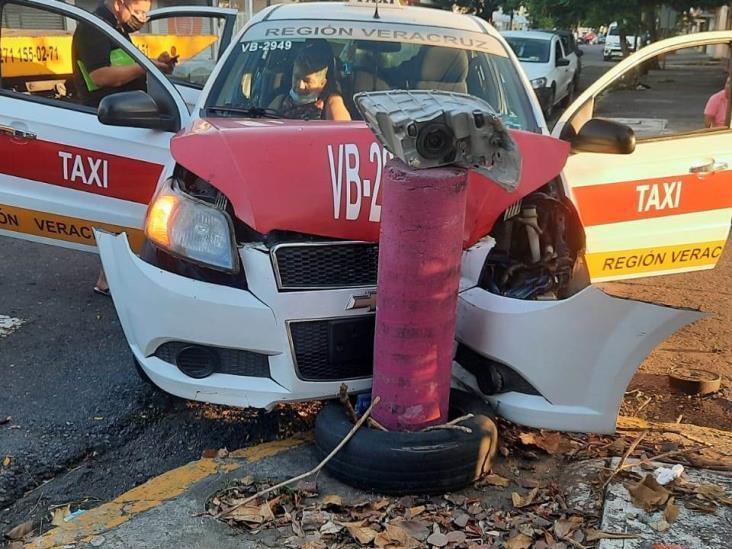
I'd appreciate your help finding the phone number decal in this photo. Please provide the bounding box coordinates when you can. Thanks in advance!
[0,45,60,64]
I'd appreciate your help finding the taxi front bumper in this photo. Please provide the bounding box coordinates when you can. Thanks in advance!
[95,231,372,409]
[97,231,702,433]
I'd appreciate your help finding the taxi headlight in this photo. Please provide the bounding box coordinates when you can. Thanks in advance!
[145,179,238,273]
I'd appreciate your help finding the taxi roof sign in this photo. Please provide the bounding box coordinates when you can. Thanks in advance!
[346,0,404,9]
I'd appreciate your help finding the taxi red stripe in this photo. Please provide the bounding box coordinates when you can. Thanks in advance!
[571,171,732,227]
[0,135,163,204]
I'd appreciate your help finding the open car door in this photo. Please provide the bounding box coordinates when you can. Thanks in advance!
[139,6,237,109]
[554,32,732,282]
[0,0,189,252]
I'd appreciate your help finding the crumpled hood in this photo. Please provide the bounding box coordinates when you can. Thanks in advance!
[171,118,569,247]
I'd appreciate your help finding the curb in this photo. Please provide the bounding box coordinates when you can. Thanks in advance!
[28,435,308,548]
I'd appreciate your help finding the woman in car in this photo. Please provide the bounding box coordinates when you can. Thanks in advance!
[270,39,351,121]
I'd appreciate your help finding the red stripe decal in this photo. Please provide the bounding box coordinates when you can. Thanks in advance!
[572,171,732,227]
[0,135,163,204]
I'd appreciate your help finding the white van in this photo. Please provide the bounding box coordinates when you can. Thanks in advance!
[604,22,642,61]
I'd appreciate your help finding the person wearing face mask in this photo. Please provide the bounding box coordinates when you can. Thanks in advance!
[72,0,175,109]
[270,40,351,121]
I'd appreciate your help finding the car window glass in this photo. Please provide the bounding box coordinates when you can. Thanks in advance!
[505,37,550,63]
[138,15,228,88]
[0,2,150,111]
[592,44,731,139]
[555,39,564,63]
[209,37,537,131]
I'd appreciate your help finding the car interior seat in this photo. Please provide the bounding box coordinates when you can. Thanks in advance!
[413,47,469,93]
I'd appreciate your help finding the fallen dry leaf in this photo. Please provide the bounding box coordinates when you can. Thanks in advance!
[51,505,71,527]
[344,522,378,545]
[649,519,671,532]
[322,494,343,508]
[394,518,431,541]
[554,516,583,538]
[585,529,640,542]
[426,531,449,547]
[375,524,419,548]
[2,455,10,468]
[664,497,680,524]
[201,448,218,459]
[627,474,670,511]
[481,473,510,487]
[506,532,533,549]
[5,521,33,541]
[695,483,732,505]
[446,530,467,544]
[228,503,266,525]
[512,487,539,508]
[406,505,425,519]
[319,521,342,535]
[518,431,565,454]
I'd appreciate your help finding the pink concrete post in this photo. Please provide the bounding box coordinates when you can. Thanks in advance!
[371,159,469,431]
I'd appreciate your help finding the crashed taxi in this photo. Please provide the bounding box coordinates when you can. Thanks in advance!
[1,0,730,433]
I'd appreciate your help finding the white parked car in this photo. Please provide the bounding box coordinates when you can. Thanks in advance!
[503,30,577,116]
[604,21,643,61]
[1,0,731,434]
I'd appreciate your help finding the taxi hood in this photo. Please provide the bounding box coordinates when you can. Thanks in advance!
[170,118,570,247]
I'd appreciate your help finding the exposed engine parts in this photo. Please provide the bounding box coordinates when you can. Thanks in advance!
[479,183,587,300]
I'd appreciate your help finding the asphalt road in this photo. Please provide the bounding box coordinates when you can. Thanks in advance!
[0,44,615,530]
[0,238,314,529]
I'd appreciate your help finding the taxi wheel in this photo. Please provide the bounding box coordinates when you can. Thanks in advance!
[314,389,498,495]
[543,87,555,119]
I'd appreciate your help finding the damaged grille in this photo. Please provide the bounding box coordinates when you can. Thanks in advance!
[289,317,375,381]
[272,242,379,290]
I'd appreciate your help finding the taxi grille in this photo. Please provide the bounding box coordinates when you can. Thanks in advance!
[289,317,375,381]
[272,242,379,290]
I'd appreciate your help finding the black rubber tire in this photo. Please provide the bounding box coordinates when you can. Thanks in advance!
[543,86,555,119]
[315,389,498,495]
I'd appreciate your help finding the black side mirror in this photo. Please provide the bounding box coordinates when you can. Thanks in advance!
[571,118,636,154]
[98,91,178,132]
[556,57,570,67]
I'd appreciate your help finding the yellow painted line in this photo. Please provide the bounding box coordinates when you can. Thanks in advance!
[587,240,726,279]
[0,203,144,253]
[2,34,216,78]
[28,436,307,548]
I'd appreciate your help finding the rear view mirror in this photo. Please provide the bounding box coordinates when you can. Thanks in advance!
[571,118,636,154]
[557,57,570,67]
[98,91,178,132]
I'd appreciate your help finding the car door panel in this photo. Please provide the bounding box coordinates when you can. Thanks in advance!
[0,0,189,252]
[554,32,732,282]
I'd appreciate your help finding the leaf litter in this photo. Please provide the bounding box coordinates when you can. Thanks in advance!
[205,415,730,548]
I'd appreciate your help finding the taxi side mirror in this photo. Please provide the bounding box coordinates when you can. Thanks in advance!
[556,57,570,67]
[98,91,178,132]
[570,118,636,154]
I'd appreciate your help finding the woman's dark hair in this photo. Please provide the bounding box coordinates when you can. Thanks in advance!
[294,39,333,73]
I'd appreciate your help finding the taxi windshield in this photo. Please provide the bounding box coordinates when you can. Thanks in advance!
[206,36,536,131]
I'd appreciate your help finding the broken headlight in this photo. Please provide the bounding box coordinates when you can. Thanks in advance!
[145,178,239,273]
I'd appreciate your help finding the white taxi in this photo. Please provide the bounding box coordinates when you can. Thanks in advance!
[1,0,730,434]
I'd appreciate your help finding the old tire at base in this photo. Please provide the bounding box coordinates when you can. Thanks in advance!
[315,389,498,495]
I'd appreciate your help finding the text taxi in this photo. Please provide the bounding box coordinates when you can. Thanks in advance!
[1,0,730,433]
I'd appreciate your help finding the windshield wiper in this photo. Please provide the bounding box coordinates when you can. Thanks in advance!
[205,105,282,119]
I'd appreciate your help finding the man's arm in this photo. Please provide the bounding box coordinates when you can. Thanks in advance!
[90,64,146,88]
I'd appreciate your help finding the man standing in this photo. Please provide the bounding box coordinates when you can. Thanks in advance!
[72,0,174,108]
[72,0,175,295]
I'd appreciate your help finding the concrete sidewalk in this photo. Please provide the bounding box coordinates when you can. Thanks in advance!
[22,434,731,549]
